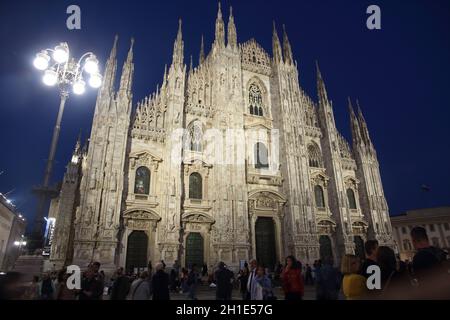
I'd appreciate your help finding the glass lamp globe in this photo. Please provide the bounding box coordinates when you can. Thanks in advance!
[84,55,99,74]
[33,51,50,70]
[42,69,58,86]
[53,43,69,64]
[73,79,86,95]
[89,73,102,88]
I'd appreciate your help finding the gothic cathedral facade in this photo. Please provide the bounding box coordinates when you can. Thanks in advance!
[49,5,393,273]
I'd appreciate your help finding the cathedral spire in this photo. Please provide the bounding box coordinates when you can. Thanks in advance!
[199,35,205,64]
[272,21,283,64]
[227,6,237,49]
[316,61,329,107]
[282,24,293,65]
[214,2,225,48]
[356,100,373,146]
[348,97,363,147]
[189,55,193,73]
[119,37,134,95]
[102,35,118,94]
[172,19,184,68]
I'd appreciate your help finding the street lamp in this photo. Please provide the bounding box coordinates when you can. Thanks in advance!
[30,42,102,252]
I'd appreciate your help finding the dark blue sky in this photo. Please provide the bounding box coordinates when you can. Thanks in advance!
[0,0,449,229]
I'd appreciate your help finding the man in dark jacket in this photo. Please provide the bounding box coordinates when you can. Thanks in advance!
[215,262,234,300]
[410,226,449,299]
[79,269,103,300]
[152,262,170,300]
[315,258,341,300]
[110,267,130,300]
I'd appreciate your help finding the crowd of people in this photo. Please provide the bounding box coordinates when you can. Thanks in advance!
[0,226,448,300]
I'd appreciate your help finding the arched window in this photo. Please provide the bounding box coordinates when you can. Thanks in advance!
[187,121,203,152]
[249,84,264,116]
[347,189,357,209]
[254,142,269,169]
[308,143,322,168]
[314,185,325,208]
[134,166,150,195]
[189,173,203,199]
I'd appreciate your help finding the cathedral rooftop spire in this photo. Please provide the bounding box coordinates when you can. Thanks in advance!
[316,61,329,106]
[119,37,134,95]
[282,24,293,65]
[348,97,363,147]
[214,2,225,48]
[199,35,205,64]
[102,35,119,94]
[227,6,237,49]
[272,21,283,64]
[172,19,184,68]
[356,100,373,146]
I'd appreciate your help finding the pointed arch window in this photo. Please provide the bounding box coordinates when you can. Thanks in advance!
[249,84,264,116]
[254,142,269,169]
[308,143,323,168]
[189,172,203,200]
[314,185,325,208]
[347,188,357,210]
[134,166,150,195]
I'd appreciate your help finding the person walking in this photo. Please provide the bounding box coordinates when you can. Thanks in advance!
[187,264,199,300]
[341,254,367,300]
[304,264,313,285]
[246,259,257,300]
[78,269,104,300]
[281,256,304,300]
[250,266,274,300]
[238,263,250,300]
[38,272,55,300]
[315,257,341,300]
[110,267,130,300]
[152,262,170,300]
[215,262,234,300]
[129,271,151,300]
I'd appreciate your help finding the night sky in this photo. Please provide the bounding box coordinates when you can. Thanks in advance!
[0,0,449,231]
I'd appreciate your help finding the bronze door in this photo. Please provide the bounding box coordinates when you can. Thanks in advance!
[255,217,276,271]
[126,231,148,274]
[185,232,204,269]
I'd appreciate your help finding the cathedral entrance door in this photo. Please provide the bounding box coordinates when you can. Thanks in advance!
[126,231,148,274]
[354,235,365,260]
[319,235,333,262]
[255,217,276,270]
[185,232,204,269]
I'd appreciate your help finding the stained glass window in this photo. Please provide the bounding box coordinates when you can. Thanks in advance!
[134,166,150,195]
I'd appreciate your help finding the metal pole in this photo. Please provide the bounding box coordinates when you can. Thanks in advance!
[30,91,68,249]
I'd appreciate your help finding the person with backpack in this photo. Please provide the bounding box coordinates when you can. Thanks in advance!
[129,271,151,300]
[410,226,449,299]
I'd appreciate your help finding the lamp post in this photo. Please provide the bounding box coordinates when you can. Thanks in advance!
[29,42,102,253]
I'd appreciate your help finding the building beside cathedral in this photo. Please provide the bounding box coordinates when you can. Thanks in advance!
[48,4,393,273]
